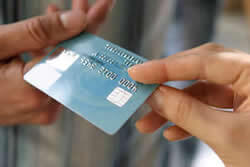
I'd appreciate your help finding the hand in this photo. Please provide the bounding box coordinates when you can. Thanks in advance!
[128,43,250,167]
[72,0,115,33]
[0,0,114,125]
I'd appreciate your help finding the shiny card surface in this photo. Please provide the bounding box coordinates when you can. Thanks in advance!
[24,32,158,135]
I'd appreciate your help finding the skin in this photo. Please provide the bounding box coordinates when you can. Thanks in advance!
[0,0,114,125]
[128,43,250,167]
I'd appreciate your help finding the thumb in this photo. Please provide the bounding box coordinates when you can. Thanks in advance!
[0,10,87,60]
[148,86,234,145]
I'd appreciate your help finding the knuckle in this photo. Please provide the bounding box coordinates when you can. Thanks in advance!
[173,94,194,126]
[196,54,207,79]
[242,64,250,76]
[25,16,50,48]
[202,43,224,51]
[202,42,217,48]
[233,64,250,93]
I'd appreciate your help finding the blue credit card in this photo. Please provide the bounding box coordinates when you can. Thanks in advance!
[24,32,158,135]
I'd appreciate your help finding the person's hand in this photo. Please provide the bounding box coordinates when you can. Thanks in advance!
[72,0,115,33]
[0,0,114,125]
[128,43,250,167]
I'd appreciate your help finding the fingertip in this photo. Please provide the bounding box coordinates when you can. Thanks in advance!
[135,120,153,134]
[128,65,139,79]
[163,127,191,142]
[128,64,147,83]
[128,60,167,84]
[163,129,176,141]
[135,112,167,134]
[163,129,181,142]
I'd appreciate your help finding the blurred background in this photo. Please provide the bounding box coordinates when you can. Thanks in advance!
[0,0,249,167]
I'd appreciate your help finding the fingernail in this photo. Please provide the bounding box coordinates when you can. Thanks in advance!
[60,11,86,29]
[128,64,139,74]
[128,63,145,74]
[60,11,73,27]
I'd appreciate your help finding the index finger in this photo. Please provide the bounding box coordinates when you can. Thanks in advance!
[128,43,250,94]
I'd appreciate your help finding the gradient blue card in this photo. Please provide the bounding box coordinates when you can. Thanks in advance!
[24,32,158,135]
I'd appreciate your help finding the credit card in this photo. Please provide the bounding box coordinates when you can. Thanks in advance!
[24,32,158,135]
